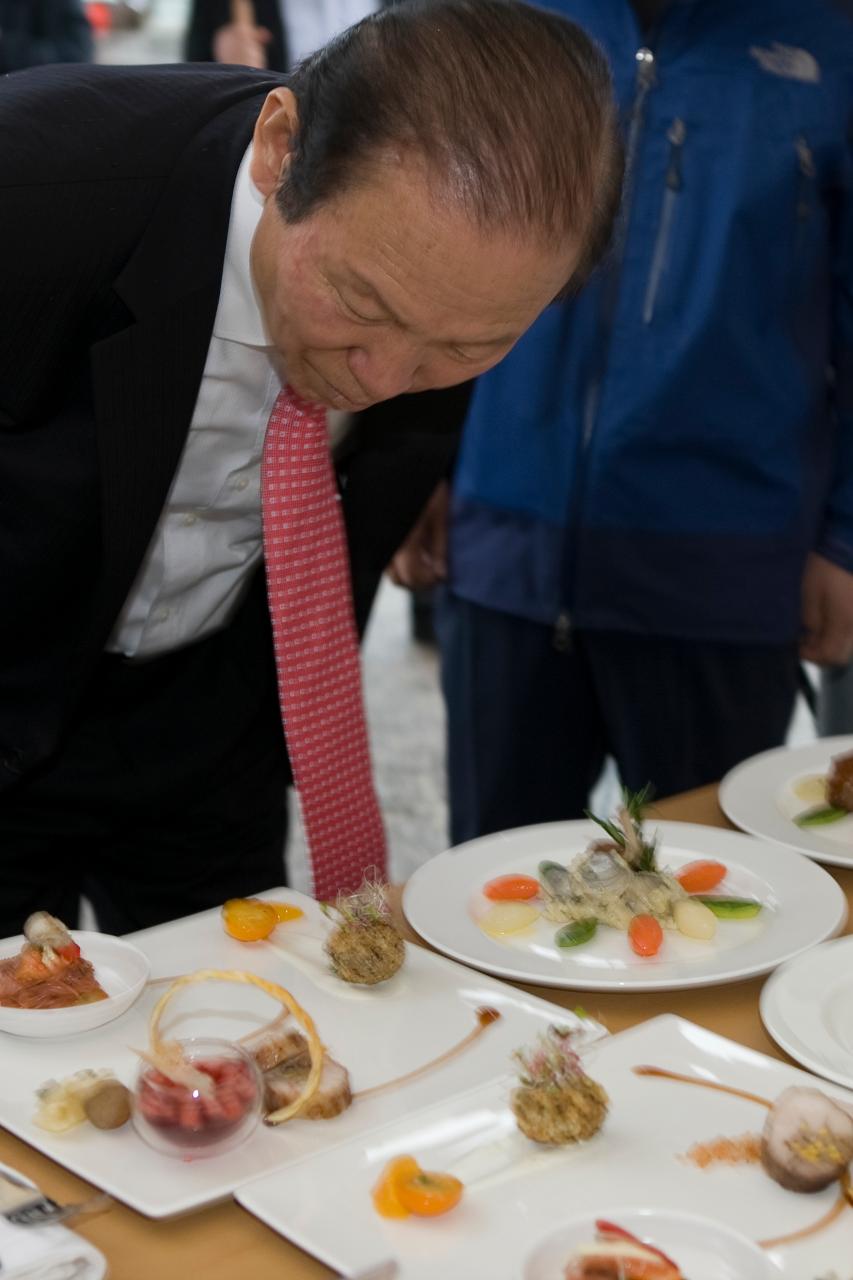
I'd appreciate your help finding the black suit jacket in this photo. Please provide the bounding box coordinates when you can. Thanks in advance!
[0,64,469,792]
[184,0,396,73]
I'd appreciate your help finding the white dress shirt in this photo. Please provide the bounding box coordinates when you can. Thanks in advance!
[108,147,281,658]
[282,0,381,66]
[109,143,355,660]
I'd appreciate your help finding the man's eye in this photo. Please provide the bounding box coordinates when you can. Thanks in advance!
[346,304,379,322]
[339,294,384,324]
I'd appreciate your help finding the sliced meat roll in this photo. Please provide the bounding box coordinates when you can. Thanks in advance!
[243,1018,309,1072]
[264,1052,352,1120]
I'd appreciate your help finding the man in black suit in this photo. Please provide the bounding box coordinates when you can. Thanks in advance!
[0,0,621,936]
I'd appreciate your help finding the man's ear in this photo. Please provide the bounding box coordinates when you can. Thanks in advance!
[250,88,300,197]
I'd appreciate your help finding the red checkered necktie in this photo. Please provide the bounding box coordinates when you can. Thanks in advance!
[261,384,387,900]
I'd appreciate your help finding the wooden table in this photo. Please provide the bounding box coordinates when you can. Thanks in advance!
[3,786,851,1278]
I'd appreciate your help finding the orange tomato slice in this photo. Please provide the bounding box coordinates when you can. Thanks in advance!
[628,914,663,958]
[675,860,727,894]
[483,874,540,901]
[221,898,278,941]
[396,1169,464,1217]
[371,1155,420,1219]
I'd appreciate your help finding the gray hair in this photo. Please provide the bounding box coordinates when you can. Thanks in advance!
[278,0,623,288]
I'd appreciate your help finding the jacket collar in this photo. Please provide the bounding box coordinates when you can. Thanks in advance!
[113,92,265,318]
[85,90,271,656]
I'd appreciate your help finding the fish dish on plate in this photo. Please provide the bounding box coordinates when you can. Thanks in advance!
[0,913,108,1010]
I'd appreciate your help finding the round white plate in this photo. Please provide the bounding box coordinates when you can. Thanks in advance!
[402,820,847,991]
[720,735,853,868]
[523,1207,775,1280]
[760,934,853,1089]
[0,930,150,1037]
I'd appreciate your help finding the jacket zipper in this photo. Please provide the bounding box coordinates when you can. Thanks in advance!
[582,47,658,448]
[643,117,686,325]
[554,46,658,651]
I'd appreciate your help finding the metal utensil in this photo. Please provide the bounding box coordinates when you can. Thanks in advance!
[0,1170,111,1228]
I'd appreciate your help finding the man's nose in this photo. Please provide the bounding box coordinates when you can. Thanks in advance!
[347,335,422,403]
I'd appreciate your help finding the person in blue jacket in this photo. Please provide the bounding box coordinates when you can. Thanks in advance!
[389,0,853,844]
[0,0,92,74]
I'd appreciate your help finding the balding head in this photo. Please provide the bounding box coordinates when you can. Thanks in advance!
[279,0,622,291]
[247,2,622,408]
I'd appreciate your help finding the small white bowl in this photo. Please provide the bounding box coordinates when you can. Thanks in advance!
[0,930,150,1038]
[524,1207,776,1280]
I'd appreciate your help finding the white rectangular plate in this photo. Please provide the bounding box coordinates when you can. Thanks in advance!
[237,1014,853,1280]
[0,891,604,1218]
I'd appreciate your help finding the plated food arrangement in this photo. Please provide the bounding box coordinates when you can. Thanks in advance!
[403,813,847,990]
[526,1209,773,1280]
[476,792,763,962]
[721,733,853,867]
[0,920,150,1038]
[1,772,852,1279]
[236,1014,852,1279]
[0,889,606,1219]
[0,913,109,1010]
[24,897,404,1152]
[562,1219,685,1280]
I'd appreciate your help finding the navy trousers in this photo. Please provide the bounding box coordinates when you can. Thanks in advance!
[436,590,800,846]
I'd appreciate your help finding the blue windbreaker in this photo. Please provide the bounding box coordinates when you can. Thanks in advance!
[449,0,853,644]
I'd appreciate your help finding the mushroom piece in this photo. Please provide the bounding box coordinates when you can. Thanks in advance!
[83,1079,132,1130]
[23,912,73,952]
[761,1086,853,1193]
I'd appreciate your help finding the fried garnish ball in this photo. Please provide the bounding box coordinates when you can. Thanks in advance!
[511,1024,608,1145]
[325,920,404,986]
[512,1075,609,1145]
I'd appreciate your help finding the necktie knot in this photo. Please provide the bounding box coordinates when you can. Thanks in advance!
[284,383,325,417]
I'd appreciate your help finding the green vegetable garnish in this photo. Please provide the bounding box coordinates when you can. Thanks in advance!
[538,860,572,897]
[794,805,848,828]
[555,919,597,948]
[698,897,762,919]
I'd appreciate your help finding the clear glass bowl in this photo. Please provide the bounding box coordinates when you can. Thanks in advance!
[131,1037,263,1160]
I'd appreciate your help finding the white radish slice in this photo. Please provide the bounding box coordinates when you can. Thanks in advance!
[673,898,717,940]
[479,902,540,937]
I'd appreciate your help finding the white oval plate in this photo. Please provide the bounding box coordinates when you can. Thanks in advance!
[523,1207,775,1280]
[0,931,150,1037]
[761,934,853,1090]
[402,821,847,991]
[720,735,853,868]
